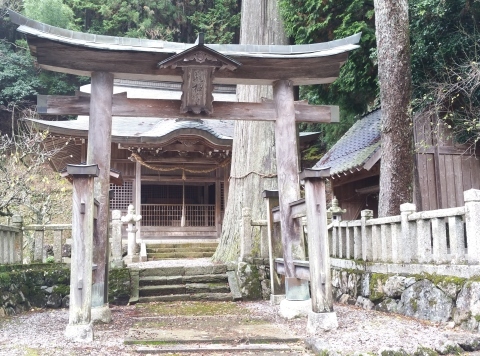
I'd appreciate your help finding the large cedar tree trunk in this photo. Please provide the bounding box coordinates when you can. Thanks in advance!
[212,0,288,262]
[374,0,414,217]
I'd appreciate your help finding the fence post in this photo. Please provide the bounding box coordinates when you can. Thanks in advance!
[400,203,416,263]
[11,215,23,264]
[449,215,465,262]
[464,189,480,263]
[34,229,45,263]
[361,210,373,261]
[239,207,252,261]
[53,230,63,263]
[416,219,431,263]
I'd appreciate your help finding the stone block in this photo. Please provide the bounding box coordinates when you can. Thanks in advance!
[398,279,453,322]
[91,304,112,323]
[279,299,310,319]
[306,310,338,334]
[355,296,374,310]
[65,323,94,342]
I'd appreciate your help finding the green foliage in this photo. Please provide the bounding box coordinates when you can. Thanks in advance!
[24,0,76,29]
[188,0,240,44]
[64,0,240,43]
[0,41,41,106]
[410,0,480,146]
[279,0,378,149]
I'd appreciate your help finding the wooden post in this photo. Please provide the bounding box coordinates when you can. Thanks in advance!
[263,190,285,304]
[135,161,142,247]
[300,169,338,332]
[215,169,222,238]
[273,79,307,300]
[64,164,99,342]
[86,71,114,317]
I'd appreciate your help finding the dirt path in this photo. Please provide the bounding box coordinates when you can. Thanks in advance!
[1,301,480,355]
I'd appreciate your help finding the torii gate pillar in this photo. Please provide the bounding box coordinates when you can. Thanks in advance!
[87,72,114,323]
[273,80,309,300]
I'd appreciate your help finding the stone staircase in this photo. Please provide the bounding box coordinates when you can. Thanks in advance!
[146,242,218,260]
[132,264,242,303]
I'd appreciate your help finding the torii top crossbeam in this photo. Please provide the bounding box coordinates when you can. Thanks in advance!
[9,10,360,86]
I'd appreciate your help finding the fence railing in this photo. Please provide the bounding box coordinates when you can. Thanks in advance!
[328,190,480,265]
[0,218,22,264]
[23,224,72,263]
[141,204,215,227]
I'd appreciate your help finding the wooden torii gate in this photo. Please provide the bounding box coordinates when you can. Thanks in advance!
[10,10,360,340]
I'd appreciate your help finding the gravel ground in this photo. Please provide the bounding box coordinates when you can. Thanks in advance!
[2,301,480,355]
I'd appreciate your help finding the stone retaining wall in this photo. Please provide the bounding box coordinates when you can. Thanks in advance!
[234,258,271,300]
[332,267,480,331]
[0,264,132,316]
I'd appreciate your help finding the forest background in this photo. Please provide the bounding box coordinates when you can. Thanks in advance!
[0,0,479,224]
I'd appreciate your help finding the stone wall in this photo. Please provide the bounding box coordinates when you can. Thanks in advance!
[0,264,132,316]
[332,267,480,331]
[234,258,271,300]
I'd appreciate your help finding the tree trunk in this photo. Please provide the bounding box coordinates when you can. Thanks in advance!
[212,0,288,262]
[374,0,413,217]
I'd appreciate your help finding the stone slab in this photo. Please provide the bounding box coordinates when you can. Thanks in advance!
[91,304,112,323]
[65,323,94,342]
[226,271,243,301]
[136,344,292,353]
[306,310,338,334]
[126,319,300,344]
[279,299,311,320]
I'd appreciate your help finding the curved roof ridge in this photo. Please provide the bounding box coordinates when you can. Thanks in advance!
[8,10,360,57]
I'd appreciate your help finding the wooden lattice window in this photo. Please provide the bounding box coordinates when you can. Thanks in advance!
[110,181,133,210]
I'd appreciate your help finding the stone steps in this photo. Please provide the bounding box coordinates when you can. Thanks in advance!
[147,251,214,260]
[135,264,235,303]
[145,242,218,260]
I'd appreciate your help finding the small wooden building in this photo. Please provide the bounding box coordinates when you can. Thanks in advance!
[314,109,480,219]
[30,80,319,240]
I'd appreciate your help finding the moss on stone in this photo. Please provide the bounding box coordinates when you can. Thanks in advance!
[411,299,418,313]
[414,346,439,356]
[380,350,408,356]
[52,284,70,296]
[369,273,389,303]
[108,268,131,305]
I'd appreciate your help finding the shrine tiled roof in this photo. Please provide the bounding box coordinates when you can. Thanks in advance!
[27,116,235,146]
[313,109,381,176]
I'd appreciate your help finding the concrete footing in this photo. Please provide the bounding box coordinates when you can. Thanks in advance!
[270,294,285,305]
[279,299,310,319]
[91,304,112,323]
[124,255,139,265]
[306,310,338,334]
[65,323,94,342]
